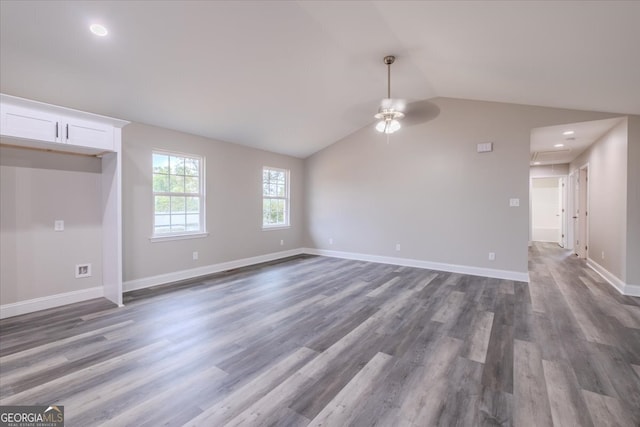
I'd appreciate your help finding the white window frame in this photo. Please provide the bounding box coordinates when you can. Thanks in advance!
[262,166,290,229]
[150,149,207,241]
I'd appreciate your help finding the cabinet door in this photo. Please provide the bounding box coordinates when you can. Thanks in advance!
[64,117,114,151]
[0,104,60,143]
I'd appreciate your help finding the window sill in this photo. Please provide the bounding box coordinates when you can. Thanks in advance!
[262,225,291,231]
[149,232,209,243]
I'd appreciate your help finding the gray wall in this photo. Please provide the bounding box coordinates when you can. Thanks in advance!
[0,145,103,304]
[627,116,640,286]
[304,98,621,276]
[122,122,304,283]
[3,98,636,306]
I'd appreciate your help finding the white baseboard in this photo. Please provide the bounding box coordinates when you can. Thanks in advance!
[626,284,640,297]
[123,248,305,292]
[302,248,529,282]
[124,247,530,294]
[0,287,104,319]
[587,258,640,297]
[2,248,534,319]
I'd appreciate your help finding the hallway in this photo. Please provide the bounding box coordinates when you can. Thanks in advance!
[527,242,640,426]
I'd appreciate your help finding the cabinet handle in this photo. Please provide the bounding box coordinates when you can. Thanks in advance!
[66,124,69,140]
[55,122,59,138]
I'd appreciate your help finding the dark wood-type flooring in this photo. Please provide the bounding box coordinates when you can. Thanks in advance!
[1,243,639,426]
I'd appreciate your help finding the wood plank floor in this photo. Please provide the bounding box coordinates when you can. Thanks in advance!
[1,242,639,426]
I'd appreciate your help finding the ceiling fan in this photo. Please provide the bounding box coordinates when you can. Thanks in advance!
[374,55,405,134]
[373,55,440,134]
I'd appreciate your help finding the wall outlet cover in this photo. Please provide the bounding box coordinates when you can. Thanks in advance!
[75,263,92,278]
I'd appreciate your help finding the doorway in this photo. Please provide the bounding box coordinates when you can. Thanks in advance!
[531,177,566,246]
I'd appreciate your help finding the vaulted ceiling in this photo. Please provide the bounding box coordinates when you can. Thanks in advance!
[2,1,639,158]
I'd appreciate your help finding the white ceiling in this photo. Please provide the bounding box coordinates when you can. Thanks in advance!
[1,1,639,158]
[530,117,624,166]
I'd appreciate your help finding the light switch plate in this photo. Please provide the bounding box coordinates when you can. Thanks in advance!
[509,198,520,207]
[54,220,64,231]
[477,142,493,153]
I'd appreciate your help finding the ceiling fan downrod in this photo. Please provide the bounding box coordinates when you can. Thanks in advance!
[375,55,403,134]
[384,55,395,99]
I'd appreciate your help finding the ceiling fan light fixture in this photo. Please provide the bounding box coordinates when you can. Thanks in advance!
[374,55,405,134]
[375,109,404,134]
[376,118,401,134]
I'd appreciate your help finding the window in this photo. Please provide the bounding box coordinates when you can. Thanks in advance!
[152,151,205,237]
[262,167,290,228]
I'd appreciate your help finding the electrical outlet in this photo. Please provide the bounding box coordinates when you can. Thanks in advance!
[488,252,496,261]
[329,238,333,245]
[509,198,520,207]
[395,243,401,251]
[75,263,91,278]
[192,251,198,261]
[601,251,605,260]
[54,220,64,231]
[280,239,284,246]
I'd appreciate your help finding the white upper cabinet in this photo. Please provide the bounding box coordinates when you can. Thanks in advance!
[1,103,61,143]
[0,94,126,153]
[65,117,114,150]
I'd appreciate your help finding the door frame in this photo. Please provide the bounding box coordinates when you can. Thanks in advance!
[578,164,590,259]
[559,176,568,248]
[567,170,577,251]
[570,163,590,258]
[529,175,567,247]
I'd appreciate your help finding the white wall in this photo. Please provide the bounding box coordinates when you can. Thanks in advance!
[304,98,622,279]
[570,118,627,282]
[122,122,305,285]
[530,164,569,177]
[626,116,640,286]
[0,145,103,304]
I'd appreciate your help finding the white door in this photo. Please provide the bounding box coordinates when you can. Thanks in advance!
[573,171,580,255]
[566,171,576,251]
[559,177,567,248]
[578,166,589,259]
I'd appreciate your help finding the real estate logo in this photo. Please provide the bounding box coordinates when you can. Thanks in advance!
[0,405,64,427]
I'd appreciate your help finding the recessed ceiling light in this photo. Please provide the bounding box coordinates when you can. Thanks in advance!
[533,162,541,165]
[554,143,564,148]
[90,24,108,37]
[562,130,574,136]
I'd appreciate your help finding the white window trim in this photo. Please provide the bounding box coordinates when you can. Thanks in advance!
[151,149,206,239]
[262,166,290,229]
[149,232,209,243]
[262,225,291,231]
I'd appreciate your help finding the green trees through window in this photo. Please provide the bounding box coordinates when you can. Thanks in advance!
[263,167,289,227]
[153,152,204,235]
